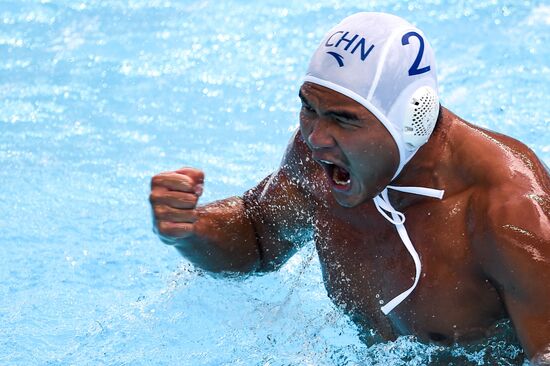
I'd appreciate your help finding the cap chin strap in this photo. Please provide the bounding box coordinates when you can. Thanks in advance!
[373,185,444,315]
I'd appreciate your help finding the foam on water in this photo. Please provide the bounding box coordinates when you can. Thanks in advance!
[0,1,548,365]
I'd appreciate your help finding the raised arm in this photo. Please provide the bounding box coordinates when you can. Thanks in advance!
[149,130,318,274]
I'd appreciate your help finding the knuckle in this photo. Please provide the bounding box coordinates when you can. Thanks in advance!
[180,174,192,184]
[151,174,165,187]
[149,191,160,203]
[157,221,171,235]
[153,205,165,217]
[151,172,174,187]
[194,170,205,183]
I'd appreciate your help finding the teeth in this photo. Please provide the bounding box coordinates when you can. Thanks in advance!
[332,168,350,185]
[334,177,351,185]
[320,160,334,165]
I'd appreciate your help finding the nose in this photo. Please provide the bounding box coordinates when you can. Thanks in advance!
[306,117,335,150]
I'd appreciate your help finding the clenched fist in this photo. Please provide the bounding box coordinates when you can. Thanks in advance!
[149,167,204,242]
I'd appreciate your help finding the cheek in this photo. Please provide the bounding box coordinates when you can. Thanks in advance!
[368,143,399,179]
[351,142,395,176]
[378,140,400,175]
[299,113,311,134]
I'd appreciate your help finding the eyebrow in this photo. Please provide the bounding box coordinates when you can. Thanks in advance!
[298,90,362,122]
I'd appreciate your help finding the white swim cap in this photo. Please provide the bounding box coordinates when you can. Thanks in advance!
[304,12,440,179]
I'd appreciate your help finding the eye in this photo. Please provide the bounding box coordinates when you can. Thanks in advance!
[301,103,315,113]
[336,117,348,124]
[335,118,359,129]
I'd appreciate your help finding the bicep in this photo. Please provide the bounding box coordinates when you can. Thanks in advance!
[242,130,317,271]
[483,196,550,360]
[497,257,550,361]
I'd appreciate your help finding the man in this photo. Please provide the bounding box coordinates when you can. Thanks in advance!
[149,13,550,364]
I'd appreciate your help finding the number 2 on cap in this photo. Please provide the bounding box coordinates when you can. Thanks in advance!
[401,31,431,76]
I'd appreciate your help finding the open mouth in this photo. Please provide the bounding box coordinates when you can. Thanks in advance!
[319,159,351,191]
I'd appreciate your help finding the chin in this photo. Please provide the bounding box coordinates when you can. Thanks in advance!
[333,182,381,208]
[333,190,367,208]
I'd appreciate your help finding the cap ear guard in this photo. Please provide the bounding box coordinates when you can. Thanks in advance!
[403,86,439,149]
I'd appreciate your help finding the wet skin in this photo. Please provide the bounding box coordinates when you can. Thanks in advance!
[150,82,550,363]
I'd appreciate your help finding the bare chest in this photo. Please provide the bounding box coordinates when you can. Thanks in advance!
[312,196,506,343]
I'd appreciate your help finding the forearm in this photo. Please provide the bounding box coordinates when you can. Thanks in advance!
[171,196,262,274]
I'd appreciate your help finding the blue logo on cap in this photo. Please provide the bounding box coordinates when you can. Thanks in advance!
[326,51,344,67]
[324,31,375,68]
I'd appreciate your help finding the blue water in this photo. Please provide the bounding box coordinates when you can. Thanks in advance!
[0,1,548,365]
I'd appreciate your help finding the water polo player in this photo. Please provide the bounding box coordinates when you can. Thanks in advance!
[149,12,550,364]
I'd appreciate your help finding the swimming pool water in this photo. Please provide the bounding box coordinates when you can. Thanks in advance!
[0,1,548,365]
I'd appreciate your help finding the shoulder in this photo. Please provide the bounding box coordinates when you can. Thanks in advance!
[443,109,550,264]
[244,128,323,208]
[442,108,549,192]
[280,128,314,171]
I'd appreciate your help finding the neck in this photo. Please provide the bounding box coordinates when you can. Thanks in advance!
[388,106,454,201]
